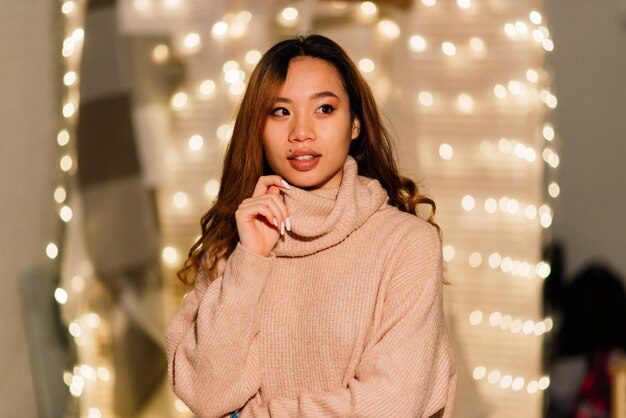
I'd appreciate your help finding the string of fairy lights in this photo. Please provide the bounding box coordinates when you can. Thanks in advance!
[46,0,560,416]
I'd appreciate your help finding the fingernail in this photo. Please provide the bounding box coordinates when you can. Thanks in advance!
[280,221,285,235]
[273,217,278,227]
[286,217,291,232]
[280,179,291,190]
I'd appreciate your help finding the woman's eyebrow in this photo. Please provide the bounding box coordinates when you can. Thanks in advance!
[273,91,340,103]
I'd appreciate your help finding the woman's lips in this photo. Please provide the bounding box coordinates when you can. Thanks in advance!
[288,155,321,171]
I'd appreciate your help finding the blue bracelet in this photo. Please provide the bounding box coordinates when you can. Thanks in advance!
[230,410,240,418]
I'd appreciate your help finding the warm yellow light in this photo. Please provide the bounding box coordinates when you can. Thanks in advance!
[504,23,517,38]
[188,134,204,151]
[507,80,522,95]
[473,366,486,380]
[488,369,501,384]
[377,20,401,39]
[54,288,69,304]
[183,33,201,50]
[205,179,220,198]
[173,192,188,208]
[162,0,182,9]
[469,311,483,325]
[237,11,252,24]
[72,28,84,43]
[536,261,551,278]
[542,39,554,52]
[223,60,239,72]
[54,186,67,203]
[438,143,453,160]
[224,68,243,83]
[245,50,262,64]
[87,407,102,418]
[134,0,152,11]
[469,252,482,268]
[469,37,484,52]
[489,312,502,326]
[457,93,474,112]
[152,44,170,63]
[526,69,539,83]
[279,7,299,25]
[529,11,542,24]
[217,124,233,141]
[63,71,77,86]
[97,367,111,381]
[532,29,545,43]
[515,21,528,35]
[500,375,513,389]
[441,41,456,56]
[60,205,73,222]
[422,0,436,6]
[57,130,70,146]
[418,91,434,107]
[538,376,550,390]
[71,275,85,292]
[171,92,188,109]
[63,103,76,118]
[358,58,375,73]
[488,252,501,269]
[61,1,75,14]
[68,322,81,337]
[484,198,497,214]
[548,182,560,198]
[60,155,73,172]
[493,84,507,99]
[461,195,475,211]
[212,21,228,37]
[359,1,378,16]
[457,0,470,9]
[443,245,455,261]
[162,246,178,264]
[408,35,427,52]
[525,205,537,220]
[199,79,216,97]
[229,82,245,95]
[543,124,555,141]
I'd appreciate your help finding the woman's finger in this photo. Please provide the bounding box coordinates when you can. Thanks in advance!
[251,175,290,197]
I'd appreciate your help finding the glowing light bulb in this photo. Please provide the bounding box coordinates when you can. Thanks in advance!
[188,135,204,151]
[489,311,503,326]
[536,261,551,278]
[171,92,188,109]
[525,205,537,219]
[63,71,77,86]
[134,0,151,11]
[87,407,102,418]
[469,311,483,325]
[378,19,400,39]
[212,21,228,37]
[443,245,455,261]
[358,58,375,73]
[60,205,73,222]
[488,252,501,269]
[72,28,84,43]
[418,91,434,107]
[237,11,252,24]
[488,370,501,384]
[54,187,67,203]
[439,143,453,160]
[484,198,497,214]
[217,124,233,141]
[63,103,76,118]
[469,252,482,268]
[457,0,470,9]
[162,246,178,264]
[62,1,75,14]
[504,23,517,37]
[60,155,73,172]
[57,130,70,146]
[245,50,262,64]
[55,288,68,304]
[279,7,299,26]
[457,93,474,112]
[173,192,188,208]
[469,37,485,52]
[441,42,456,56]
[500,375,513,389]
[183,33,201,51]
[527,381,539,394]
[473,366,486,380]
[97,367,111,381]
[543,124,555,141]
[512,377,525,391]
[526,69,539,83]
[543,39,554,51]
[408,35,427,52]
[205,179,220,198]
[461,195,475,211]
[494,84,507,99]
[529,11,542,24]
[199,79,216,97]
[360,1,378,16]
[548,182,560,198]
[422,0,436,6]
[508,80,522,95]
[229,82,245,95]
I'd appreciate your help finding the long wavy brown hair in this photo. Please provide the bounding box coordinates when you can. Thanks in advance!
[177,34,439,285]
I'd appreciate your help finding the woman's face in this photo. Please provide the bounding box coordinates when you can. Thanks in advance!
[262,57,360,190]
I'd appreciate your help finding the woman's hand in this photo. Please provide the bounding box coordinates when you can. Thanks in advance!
[235,176,291,257]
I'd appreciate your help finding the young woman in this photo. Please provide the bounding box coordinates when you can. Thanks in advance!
[165,34,457,417]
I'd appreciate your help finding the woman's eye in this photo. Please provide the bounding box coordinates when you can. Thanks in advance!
[270,107,290,116]
[317,104,336,114]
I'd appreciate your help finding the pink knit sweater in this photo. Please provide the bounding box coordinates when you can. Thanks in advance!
[165,156,457,417]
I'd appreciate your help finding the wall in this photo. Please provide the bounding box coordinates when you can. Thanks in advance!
[546,0,626,280]
[0,1,56,415]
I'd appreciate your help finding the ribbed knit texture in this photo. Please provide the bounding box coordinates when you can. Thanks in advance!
[165,156,457,418]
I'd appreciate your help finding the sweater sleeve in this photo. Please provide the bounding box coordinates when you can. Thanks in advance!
[165,242,274,418]
[240,224,457,418]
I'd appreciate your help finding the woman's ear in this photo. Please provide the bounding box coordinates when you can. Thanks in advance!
[351,118,361,140]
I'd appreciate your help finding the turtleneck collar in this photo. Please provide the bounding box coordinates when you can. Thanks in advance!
[273,155,389,257]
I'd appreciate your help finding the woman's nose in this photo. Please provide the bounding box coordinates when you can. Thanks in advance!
[288,114,315,142]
